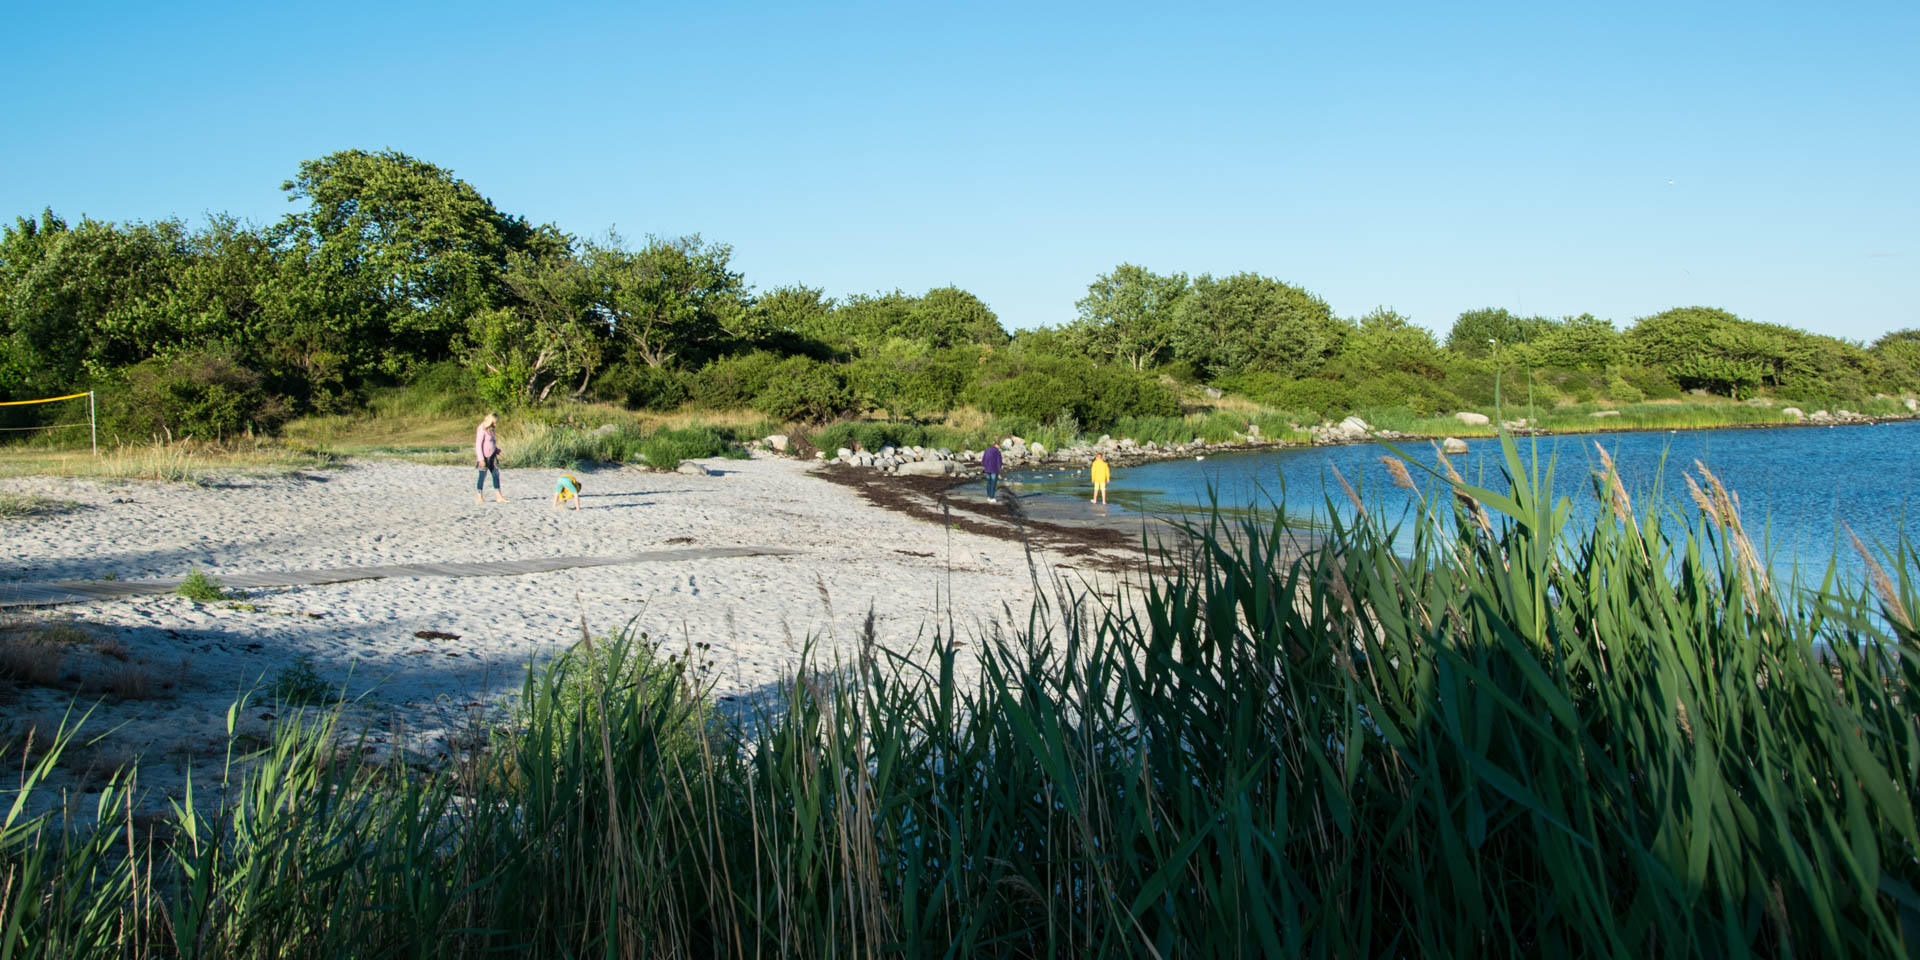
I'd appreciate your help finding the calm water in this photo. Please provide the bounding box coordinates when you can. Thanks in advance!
[989,422,1920,583]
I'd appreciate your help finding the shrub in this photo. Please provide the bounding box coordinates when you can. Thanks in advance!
[688,351,789,410]
[175,569,227,603]
[640,427,744,472]
[812,421,931,454]
[1617,364,1682,401]
[753,358,856,423]
[595,363,690,412]
[1221,373,1358,419]
[271,655,335,705]
[967,355,1179,431]
[103,348,288,442]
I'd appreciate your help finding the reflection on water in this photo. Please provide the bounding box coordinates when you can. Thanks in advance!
[974,422,1920,582]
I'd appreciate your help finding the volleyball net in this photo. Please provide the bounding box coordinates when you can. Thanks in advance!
[0,391,97,454]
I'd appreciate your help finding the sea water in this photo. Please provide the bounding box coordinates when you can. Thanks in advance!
[989,421,1920,585]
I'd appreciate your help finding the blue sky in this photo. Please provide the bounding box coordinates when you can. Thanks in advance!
[4,0,1914,340]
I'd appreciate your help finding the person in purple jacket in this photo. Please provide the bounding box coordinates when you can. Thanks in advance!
[981,441,1003,503]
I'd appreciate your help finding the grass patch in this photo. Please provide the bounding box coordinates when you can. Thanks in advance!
[175,569,228,603]
[0,492,80,519]
[0,441,336,482]
[270,655,335,705]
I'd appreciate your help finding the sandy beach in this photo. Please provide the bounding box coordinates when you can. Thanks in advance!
[1,453,1141,812]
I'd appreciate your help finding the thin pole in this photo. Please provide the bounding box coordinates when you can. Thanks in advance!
[89,391,97,456]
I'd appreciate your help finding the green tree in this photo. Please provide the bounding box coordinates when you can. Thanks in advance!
[282,149,530,370]
[1072,263,1188,370]
[586,233,748,369]
[469,239,602,406]
[1529,314,1620,371]
[1871,329,1920,388]
[1170,272,1343,379]
[1445,307,1551,356]
[1338,308,1440,376]
[903,286,1008,347]
[2,214,188,385]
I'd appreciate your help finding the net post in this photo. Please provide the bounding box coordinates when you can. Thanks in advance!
[89,391,97,456]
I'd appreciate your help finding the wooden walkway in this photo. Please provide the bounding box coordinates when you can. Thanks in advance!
[0,546,800,609]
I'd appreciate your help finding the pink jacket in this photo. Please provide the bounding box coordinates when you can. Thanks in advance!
[475,425,499,463]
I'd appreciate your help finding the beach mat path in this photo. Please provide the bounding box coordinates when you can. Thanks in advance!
[0,546,800,609]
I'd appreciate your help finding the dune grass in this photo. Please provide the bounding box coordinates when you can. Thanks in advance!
[4,435,1917,957]
[0,442,337,482]
[0,492,79,519]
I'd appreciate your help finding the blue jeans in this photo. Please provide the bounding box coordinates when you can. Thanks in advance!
[985,472,999,500]
[477,452,500,491]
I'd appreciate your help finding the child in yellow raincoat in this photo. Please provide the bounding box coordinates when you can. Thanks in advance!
[1090,452,1110,504]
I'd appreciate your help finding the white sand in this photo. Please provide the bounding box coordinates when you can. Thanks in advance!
[1,454,1131,812]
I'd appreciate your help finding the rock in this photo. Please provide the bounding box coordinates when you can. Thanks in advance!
[1246,423,1261,438]
[1810,409,1834,423]
[1097,434,1113,446]
[1907,398,1918,413]
[766,434,789,453]
[1441,437,1469,454]
[1118,437,1137,449]
[879,445,896,458]
[1782,407,1804,420]
[1590,410,1621,418]
[1203,386,1223,399]
[897,460,954,477]
[1747,397,1774,407]
[1030,441,1047,457]
[814,451,825,459]
[591,423,618,437]
[676,462,709,476]
[1454,411,1491,426]
[1192,437,1206,447]
[1837,409,1856,420]
[856,453,875,467]
[1143,441,1159,451]
[836,447,854,460]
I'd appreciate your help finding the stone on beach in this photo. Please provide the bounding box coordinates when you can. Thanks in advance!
[1441,437,1469,454]
[1454,411,1491,425]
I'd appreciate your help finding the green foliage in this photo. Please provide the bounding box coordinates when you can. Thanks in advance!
[270,655,336,705]
[1337,307,1442,376]
[1445,306,1551,355]
[1171,272,1344,379]
[847,341,974,420]
[639,426,745,472]
[1071,263,1188,370]
[966,353,1180,430]
[585,232,748,370]
[175,568,228,603]
[687,350,789,410]
[3,152,1906,450]
[103,348,288,442]
[593,362,690,411]
[812,420,932,454]
[1220,373,1358,419]
[1871,329,1920,387]
[753,357,856,423]
[1615,364,1682,401]
[1528,313,1619,370]
[284,148,534,369]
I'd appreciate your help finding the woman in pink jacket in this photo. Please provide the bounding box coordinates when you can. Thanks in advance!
[475,413,507,503]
